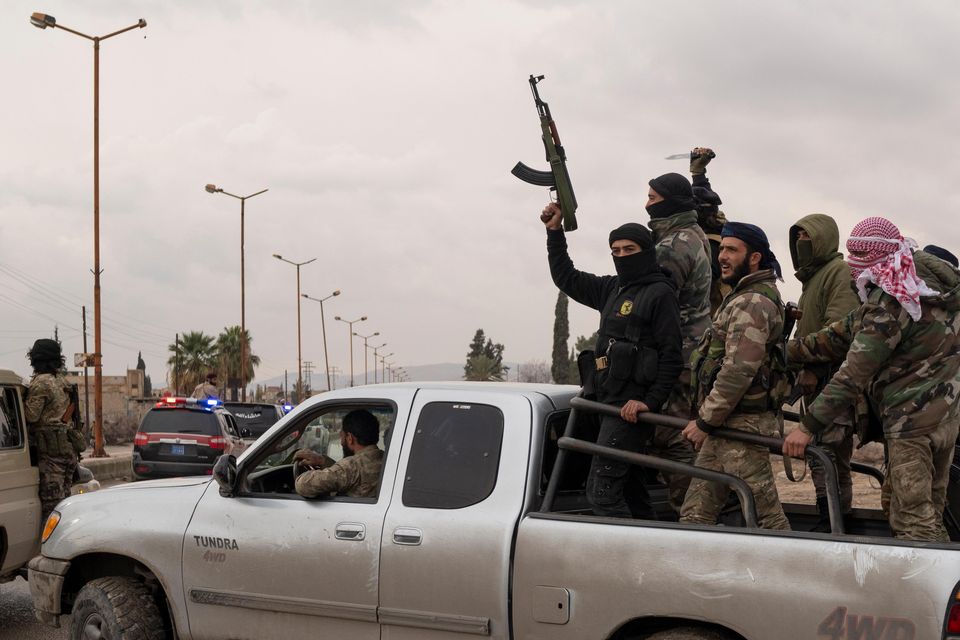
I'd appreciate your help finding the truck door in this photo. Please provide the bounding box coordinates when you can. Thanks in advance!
[379,390,532,640]
[182,391,412,640]
[0,384,40,577]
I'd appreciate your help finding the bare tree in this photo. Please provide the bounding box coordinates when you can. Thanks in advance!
[518,360,551,383]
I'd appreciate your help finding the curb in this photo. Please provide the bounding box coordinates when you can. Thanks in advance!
[80,455,133,481]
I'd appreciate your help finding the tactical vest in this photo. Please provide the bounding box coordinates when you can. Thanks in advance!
[691,281,790,414]
[595,283,663,400]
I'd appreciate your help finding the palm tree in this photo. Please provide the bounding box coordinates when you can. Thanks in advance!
[216,326,261,401]
[464,355,505,382]
[167,331,217,395]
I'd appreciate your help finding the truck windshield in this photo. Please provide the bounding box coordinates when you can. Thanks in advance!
[139,410,219,436]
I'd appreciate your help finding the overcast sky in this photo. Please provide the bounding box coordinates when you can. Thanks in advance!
[3,0,959,387]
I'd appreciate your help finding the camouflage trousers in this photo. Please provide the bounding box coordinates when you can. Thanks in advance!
[680,412,791,530]
[881,416,959,542]
[39,454,77,522]
[586,415,655,519]
[648,375,697,510]
[809,418,855,512]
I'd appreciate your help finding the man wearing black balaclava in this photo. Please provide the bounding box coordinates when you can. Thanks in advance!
[541,202,682,519]
[645,170,712,512]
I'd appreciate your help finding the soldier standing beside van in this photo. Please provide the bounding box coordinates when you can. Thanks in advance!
[24,339,80,522]
[541,202,683,519]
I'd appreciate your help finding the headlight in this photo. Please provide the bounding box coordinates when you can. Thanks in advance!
[41,511,61,543]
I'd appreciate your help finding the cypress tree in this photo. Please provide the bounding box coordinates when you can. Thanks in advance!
[551,292,571,383]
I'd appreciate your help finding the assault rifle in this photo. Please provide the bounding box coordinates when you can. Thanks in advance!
[63,383,83,433]
[512,74,578,232]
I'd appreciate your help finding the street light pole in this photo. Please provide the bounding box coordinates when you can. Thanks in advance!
[379,354,394,384]
[302,290,340,391]
[334,316,367,387]
[353,331,380,385]
[370,342,387,383]
[30,12,147,458]
[273,254,316,402]
[205,185,267,402]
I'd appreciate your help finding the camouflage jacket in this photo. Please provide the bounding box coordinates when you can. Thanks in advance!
[192,382,219,399]
[789,251,960,439]
[697,269,784,428]
[649,210,713,366]
[295,446,385,498]
[25,372,70,428]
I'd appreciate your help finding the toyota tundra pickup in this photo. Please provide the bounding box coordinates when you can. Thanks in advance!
[28,382,960,639]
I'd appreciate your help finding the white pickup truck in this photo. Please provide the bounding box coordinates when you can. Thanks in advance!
[27,382,960,640]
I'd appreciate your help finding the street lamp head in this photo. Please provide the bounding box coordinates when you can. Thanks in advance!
[360,316,368,321]
[272,254,282,260]
[333,290,341,296]
[137,18,147,28]
[373,331,380,336]
[30,12,56,29]
[205,183,221,194]
[334,316,342,321]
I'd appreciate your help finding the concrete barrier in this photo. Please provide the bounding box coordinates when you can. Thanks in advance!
[80,445,133,481]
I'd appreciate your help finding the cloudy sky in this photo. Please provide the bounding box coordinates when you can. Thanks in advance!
[3,0,959,387]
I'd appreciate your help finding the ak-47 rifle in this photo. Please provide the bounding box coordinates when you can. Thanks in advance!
[782,302,805,406]
[512,74,578,232]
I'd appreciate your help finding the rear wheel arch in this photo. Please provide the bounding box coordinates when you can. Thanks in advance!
[610,617,748,640]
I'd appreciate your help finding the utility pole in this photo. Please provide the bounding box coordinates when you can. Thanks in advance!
[82,306,90,437]
[174,333,180,395]
[330,366,341,391]
[303,361,314,398]
[284,370,289,402]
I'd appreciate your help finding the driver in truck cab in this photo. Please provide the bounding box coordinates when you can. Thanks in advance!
[293,409,384,498]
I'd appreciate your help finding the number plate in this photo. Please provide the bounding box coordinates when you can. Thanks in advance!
[170,444,185,456]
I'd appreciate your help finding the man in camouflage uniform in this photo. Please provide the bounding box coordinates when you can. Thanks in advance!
[680,222,791,530]
[294,409,384,498]
[688,147,730,316]
[785,217,960,541]
[645,171,713,509]
[788,214,861,525]
[192,372,219,400]
[24,339,80,521]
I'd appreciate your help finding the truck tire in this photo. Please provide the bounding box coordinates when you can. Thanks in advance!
[69,576,167,640]
[646,628,731,640]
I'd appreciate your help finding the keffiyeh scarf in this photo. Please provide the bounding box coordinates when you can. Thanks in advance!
[846,216,937,321]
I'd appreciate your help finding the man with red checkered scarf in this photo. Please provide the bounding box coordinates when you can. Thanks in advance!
[783,217,960,541]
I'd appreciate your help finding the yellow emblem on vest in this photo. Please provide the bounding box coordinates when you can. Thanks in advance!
[619,300,633,316]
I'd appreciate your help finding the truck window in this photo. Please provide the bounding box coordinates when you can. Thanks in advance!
[402,402,504,509]
[0,387,23,449]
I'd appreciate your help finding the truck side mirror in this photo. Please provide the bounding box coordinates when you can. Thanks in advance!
[213,454,238,497]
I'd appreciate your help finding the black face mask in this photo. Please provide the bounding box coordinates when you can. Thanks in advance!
[613,251,657,284]
[645,200,676,220]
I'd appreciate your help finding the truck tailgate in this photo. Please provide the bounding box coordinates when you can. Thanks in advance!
[512,512,958,640]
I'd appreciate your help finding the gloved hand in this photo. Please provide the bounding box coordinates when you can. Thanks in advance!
[690,147,716,175]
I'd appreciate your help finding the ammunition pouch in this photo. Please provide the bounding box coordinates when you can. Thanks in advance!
[32,425,73,457]
[577,350,598,400]
[67,428,87,454]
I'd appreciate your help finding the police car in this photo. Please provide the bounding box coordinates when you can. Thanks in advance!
[131,397,249,480]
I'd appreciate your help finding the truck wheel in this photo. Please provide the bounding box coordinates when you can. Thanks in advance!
[70,576,167,640]
[646,628,731,640]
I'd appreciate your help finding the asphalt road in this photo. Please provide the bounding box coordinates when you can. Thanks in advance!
[0,478,129,640]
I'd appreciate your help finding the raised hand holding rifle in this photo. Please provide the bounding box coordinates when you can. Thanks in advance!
[513,74,578,232]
